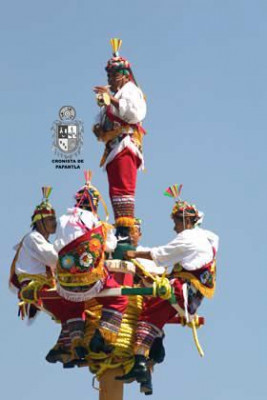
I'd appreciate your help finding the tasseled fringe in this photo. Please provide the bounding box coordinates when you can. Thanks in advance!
[57,281,103,302]
[115,217,135,227]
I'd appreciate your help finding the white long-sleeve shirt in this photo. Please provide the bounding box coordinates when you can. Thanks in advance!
[110,81,146,124]
[98,81,146,169]
[14,230,58,277]
[150,228,219,271]
[136,245,166,275]
[54,207,117,253]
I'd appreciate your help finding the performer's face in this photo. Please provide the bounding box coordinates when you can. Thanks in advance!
[129,226,142,247]
[107,71,129,93]
[42,216,57,234]
[173,216,193,233]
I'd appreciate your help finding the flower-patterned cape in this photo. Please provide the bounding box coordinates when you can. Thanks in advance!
[56,224,107,291]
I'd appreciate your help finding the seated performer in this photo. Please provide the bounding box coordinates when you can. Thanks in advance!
[10,187,58,319]
[53,171,131,356]
[130,217,165,278]
[116,192,219,386]
[10,186,89,364]
[106,218,165,282]
[124,217,166,395]
[93,38,146,240]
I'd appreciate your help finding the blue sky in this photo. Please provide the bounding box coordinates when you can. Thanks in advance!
[1,1,267,399]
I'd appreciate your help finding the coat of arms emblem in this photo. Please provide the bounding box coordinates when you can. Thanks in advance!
[52,106,83,158]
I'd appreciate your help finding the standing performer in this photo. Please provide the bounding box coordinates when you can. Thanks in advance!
[93,38,147,240]
[9,187,58,319]
[116,187,219,385]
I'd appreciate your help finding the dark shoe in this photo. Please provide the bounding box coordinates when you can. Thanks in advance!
[140,370,153,395]
[28,304,39,320]
[63,361,76,369]
[116,355,149,383]
[89,329,114,354]
[63,358,88,368]
[74,345,88,359]
[149,336,165,364]
[45,347,71,364]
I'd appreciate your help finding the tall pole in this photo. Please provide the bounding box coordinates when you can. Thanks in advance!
[99,368,124,400]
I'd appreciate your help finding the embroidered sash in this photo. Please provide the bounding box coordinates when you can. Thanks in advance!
[172,251,217,299]
[99,107,145,167]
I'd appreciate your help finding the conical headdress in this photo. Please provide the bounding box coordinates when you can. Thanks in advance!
[31,186,55,225]
[75,170,109,221]
[105,38,138,86]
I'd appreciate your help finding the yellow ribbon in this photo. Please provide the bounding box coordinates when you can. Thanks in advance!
[18,274,54,304]
[87,296,143,380]
[190,318,205,357]
[131,259,205,357]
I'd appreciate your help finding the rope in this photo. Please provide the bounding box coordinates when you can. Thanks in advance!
[131,259,172,300]
[190,318,205,357]
[18,274,54,304]
[87,296,143,381]
[130,259,205,357]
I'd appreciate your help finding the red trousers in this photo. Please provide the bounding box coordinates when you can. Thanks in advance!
[139,279,185,330]
[106,148,141,221]
[106,147,141,197]
[41,290,85,322]
[40,272,132,321]
[95,272,133,313]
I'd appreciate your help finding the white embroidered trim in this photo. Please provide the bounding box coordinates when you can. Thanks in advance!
[102,135,144,171]
[57,280,104,302]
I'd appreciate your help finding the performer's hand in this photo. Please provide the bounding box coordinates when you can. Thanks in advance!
[92,125,109,142]
[92,124,102,139]
[125,250,136,260]
[140,275,154,287]
[93,85,110,94]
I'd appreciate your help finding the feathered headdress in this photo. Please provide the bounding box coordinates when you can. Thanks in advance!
[75,170,109,220]
[105,38,138,86]
[164,184,199,220]
[31,186,55,225]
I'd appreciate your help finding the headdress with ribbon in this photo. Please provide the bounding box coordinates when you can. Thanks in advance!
[105,38,138,86]
[75,170,109,221]
[164,184,200,222]
[31,187,55,226]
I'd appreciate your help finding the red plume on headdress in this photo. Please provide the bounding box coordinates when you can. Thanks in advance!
[75,170,109,221]
[84,170,93,186]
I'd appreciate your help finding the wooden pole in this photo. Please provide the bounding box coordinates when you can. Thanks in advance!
[99,368,124,400]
